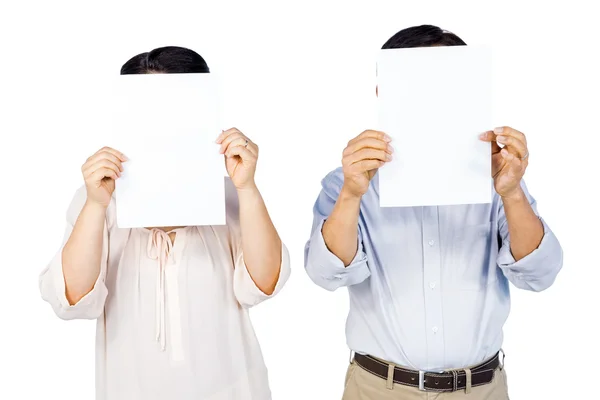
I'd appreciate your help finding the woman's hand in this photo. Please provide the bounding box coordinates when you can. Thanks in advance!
[82,146,127,208]
[216,128,258,190]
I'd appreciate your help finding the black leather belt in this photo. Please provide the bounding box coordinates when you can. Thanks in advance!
[353,352,501,392]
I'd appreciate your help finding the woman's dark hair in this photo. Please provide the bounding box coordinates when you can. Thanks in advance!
[382,25,466,49]
[120,46,210,75]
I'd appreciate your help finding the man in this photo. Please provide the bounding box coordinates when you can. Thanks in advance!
[304,25,562,399]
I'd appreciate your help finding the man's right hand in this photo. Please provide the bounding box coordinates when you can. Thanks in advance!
[82,147,127,208]
[341,130,393,198]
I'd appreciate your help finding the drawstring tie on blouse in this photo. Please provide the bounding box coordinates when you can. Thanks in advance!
[146,228,173,351]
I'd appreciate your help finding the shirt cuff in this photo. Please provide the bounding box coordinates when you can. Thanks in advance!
[497,217,563,290]
[305,219,370,291]
[44,247,107,319]
[233,242,291,308]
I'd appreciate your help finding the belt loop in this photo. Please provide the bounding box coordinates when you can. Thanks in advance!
[451,370,458,392]
[499,348,505,371]
[349,350,355,365]
[465,368,472,394]
[386,363,394,390]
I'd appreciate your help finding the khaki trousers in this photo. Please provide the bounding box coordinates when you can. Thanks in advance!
[342,360,509,400]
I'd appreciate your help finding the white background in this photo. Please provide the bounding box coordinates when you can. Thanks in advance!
[1,1,598,399]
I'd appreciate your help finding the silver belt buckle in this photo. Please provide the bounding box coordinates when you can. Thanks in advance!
[418,371,426,391]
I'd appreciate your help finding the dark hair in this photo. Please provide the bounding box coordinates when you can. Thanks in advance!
[382,25,466,49]
[120,46,210,75]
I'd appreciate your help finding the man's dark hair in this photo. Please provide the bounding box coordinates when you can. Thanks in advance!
[382,25,466,49]
[120,46,210,75]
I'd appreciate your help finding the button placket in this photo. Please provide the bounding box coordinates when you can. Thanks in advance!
[421,206,444,369]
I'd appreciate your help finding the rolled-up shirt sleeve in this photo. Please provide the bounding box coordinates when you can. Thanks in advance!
[304,168,371,291]
[496,180,563,292]
[224,177,291,308]
[233,242,291,308]
[38,186,109,320]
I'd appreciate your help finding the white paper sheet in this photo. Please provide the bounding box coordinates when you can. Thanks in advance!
[377,46,493,207]
[111,73,225,228]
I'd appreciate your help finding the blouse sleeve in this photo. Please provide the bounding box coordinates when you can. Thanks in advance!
[38,186,110,320]
[224,178,291,308]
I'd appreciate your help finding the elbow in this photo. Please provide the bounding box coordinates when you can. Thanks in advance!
[513,261,563,293]
[54,306,103,321]
[309,275,342,292]
[255,275,278,296]
[43,285,107,321]
[64,287,90,306]
[520,278,554,293]
[304,264,345,292]
[49,296,106,321]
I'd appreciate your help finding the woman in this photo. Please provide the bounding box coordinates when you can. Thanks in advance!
[39,46,291,400]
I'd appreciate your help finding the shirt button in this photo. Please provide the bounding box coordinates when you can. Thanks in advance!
[432,326,438,334]
[428,239,435,246]
[429,282,436,289]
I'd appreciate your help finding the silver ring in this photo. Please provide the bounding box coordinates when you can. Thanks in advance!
[521,152,529,161]
[244,139,249,148]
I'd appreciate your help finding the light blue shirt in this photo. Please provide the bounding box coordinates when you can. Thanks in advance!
[304,168,563,371]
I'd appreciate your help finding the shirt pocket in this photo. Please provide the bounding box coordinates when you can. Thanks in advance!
[446,221,499,291]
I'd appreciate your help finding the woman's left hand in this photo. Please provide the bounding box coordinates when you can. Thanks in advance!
[217,128,258,190]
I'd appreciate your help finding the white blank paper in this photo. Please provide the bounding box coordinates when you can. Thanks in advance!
[111,73,225,228]
[377,46,493,207]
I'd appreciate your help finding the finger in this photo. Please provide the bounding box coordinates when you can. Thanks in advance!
[479,131,496,142]
[219,132,244,153]
[219,132,247,152]
[83,159,122,178]
[84,151,124,172]
[348,130,391,146]
[225,145,257,163]
[93,147,128,162]
[89,167,119,184]
[222,136,257,157]
[500,148,525,173]
[493,126,527,145]
[345,148,392,165]
[344,138,394,157]
[479,131,503,153]
[496,134,527,158]
[348,159,385,175]
[216,127,242,144]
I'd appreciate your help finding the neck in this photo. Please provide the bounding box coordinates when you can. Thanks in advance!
[144,226,186,232]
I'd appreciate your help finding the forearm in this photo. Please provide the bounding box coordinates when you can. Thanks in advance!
[61,201,106,304]
[502,188,544,260]
[237,185,282,295]
[321,185,362,266]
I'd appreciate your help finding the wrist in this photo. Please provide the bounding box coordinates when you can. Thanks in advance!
[500,187,526,203]
[83,199,109,214]
[235,181,259,194]
[340,184,364,202]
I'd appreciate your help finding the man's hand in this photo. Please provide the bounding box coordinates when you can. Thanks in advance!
[480,126,529,199]
[341,130,393,198]
[216,128,258,191]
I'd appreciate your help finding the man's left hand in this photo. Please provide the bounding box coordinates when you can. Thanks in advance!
[216,127,258,190]
[480,126,529,198]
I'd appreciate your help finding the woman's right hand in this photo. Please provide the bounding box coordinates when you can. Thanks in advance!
[82,147,127,208]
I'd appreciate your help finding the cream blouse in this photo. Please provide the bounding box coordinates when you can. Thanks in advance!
[39,179,291,400]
